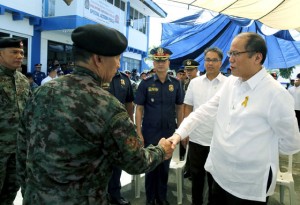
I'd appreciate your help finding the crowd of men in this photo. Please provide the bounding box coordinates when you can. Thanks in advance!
[0,24,300,205]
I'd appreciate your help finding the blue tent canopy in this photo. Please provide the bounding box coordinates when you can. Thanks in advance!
[161,12,300,72]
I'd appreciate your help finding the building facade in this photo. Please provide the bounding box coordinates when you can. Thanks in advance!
[0,0,166,74]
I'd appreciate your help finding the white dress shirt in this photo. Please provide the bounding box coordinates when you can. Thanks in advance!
[184,73,227,145]
[288,86,300,110]
[176,68,300,202]
[41,75,57,85]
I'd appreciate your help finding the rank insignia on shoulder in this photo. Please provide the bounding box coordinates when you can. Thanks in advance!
[120,79,125,86]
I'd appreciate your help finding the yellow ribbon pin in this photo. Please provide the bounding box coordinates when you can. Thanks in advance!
[241,96,249,107]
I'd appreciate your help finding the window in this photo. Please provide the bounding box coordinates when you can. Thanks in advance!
[123,57,141,72]
[107,0,125,11]
[129,7,147,34]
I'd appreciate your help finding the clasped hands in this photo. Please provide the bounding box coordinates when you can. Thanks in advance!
[158,133,181,160]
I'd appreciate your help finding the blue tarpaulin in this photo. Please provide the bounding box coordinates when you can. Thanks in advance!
[161,12,300,72]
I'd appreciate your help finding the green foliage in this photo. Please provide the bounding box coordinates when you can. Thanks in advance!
[279,67,294,79]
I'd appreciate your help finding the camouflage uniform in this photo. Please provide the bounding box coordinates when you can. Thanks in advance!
[17,66,166,205]
[0,65,30,204]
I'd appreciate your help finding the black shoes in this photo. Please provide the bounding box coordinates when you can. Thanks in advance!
[108,196,131,205]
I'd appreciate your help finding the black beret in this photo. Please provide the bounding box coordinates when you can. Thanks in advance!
[71,24,128,56]
[183,59,199,69]
[35,63,42,67]
[0,38,23,49]
[296,73,300,79]
[150,47,172,61]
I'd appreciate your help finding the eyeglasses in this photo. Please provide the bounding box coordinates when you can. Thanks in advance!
[227,50,255,57]
[204,58,221,63]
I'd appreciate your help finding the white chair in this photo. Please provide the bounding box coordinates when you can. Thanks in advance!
[169,143,189,205]
[276,154,297,205]
[132,174,141,198]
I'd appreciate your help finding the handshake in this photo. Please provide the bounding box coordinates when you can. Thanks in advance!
[158,134,181,160]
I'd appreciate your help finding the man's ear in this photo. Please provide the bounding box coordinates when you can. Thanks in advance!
[92,54,101,65]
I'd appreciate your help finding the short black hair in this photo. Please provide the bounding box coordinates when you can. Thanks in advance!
[238,32,267,65]
[204,47,223,60]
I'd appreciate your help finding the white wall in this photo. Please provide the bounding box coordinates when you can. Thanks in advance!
[0,13,33,36]
[50,0,78,16]
[128,28,147,51]
[123,52,141,60]
[0,0,42,16]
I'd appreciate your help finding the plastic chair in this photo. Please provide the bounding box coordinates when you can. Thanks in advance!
[169,143,189,204]
[276,155,297,205]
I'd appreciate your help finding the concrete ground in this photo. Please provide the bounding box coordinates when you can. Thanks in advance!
[14,152,300,205]
[120,152,300,205]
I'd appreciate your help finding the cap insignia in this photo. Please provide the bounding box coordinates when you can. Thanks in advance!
[157,47,164,55]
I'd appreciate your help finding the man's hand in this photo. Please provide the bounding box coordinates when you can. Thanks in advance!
[158,138,174,160]
[167,133,181,149]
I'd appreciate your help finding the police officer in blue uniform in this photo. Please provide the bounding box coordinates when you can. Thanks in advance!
[104,70,134,205]
[32,63,46,86]
[135,47,184,205]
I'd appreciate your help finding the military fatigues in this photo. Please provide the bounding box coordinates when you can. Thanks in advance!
[33,70,46,86]
[134,74,184,202]
[106,71,134,200]
[17,66,165,205]
[0,65,30,204]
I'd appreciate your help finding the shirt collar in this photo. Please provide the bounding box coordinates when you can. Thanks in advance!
[115,70,121,76]
[153,73,172,82]
[235,67,267,90]
[73,66,103,83]
[0,64,16,77]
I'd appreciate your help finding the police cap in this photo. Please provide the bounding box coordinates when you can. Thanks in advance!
[0,38,23,49]
[150,47,172,61]
[35,63,42,67]
[71,24,128,56]
[48,65,58,72]
[176,68,185,74]
[183,59,199,70]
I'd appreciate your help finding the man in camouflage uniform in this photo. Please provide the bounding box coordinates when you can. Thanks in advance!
[17,24,174,205]
[0,37,30,204]
[105,70,134,205]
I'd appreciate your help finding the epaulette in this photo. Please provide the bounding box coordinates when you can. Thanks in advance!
[144,75,154,81]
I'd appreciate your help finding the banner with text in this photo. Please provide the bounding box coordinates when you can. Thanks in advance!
[83,0,125,32]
